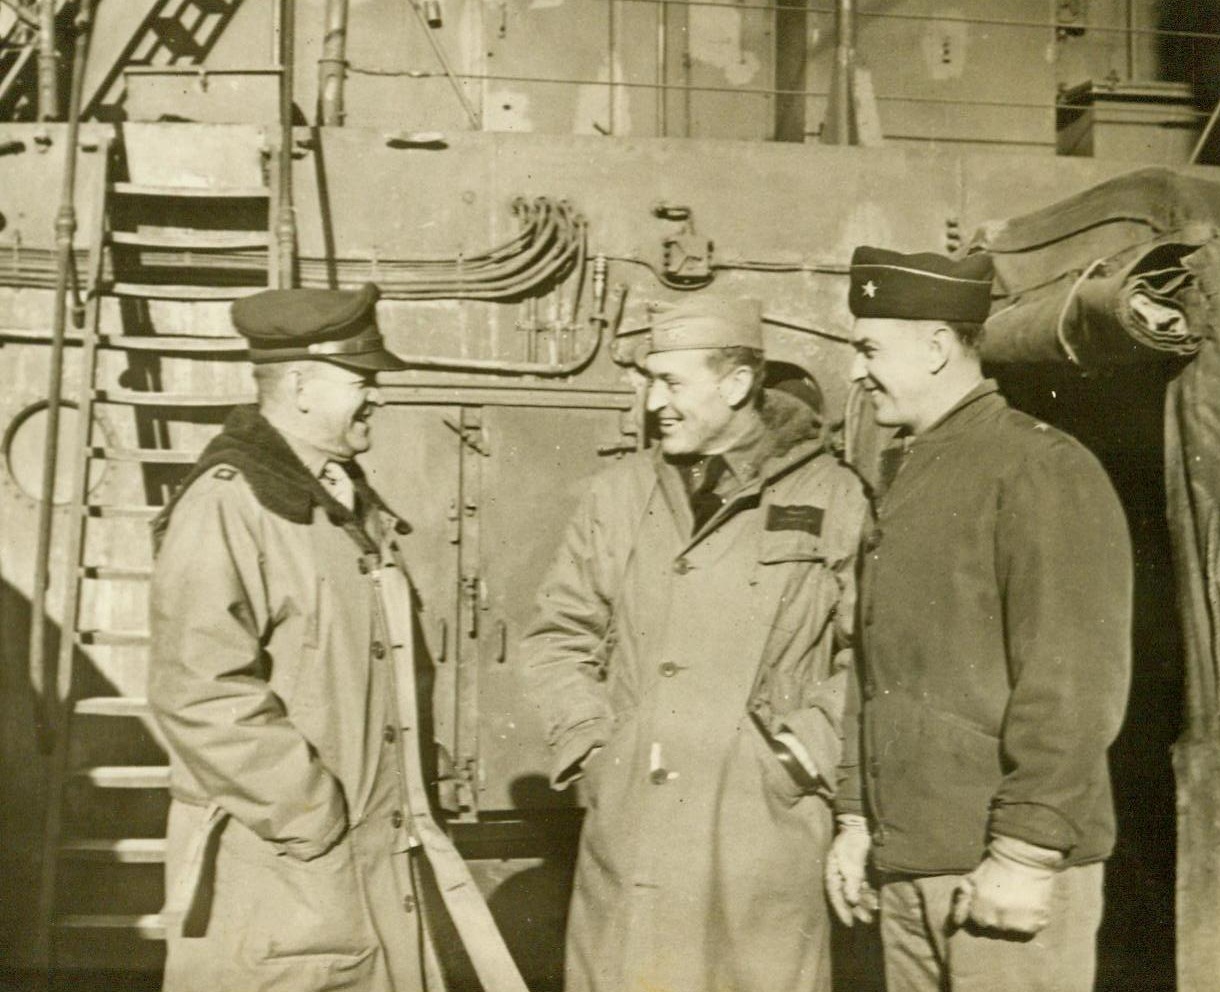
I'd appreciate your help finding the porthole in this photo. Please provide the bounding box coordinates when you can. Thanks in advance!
[2,401,106,505]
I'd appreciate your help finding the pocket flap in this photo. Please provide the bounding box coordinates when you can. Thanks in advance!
[759,528,824,564]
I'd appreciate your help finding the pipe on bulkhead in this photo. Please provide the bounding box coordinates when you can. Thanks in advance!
[36,0,57,120]
[277,0,297,287]
[318,0,350,126]
[30,0,96,755]
[822,0,856,144]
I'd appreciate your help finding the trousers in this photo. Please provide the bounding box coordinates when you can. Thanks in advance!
[878,863,1104,992]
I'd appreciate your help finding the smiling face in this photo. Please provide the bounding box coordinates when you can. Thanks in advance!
[643,348,754,456]
[296,362,382,458]
[849,317,945,433]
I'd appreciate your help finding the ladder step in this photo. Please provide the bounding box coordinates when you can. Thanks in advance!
[57,914,166,938]
[61,838,166,863]
[91,445,201,464]
[81,565,153,581]
[85,503,161,520]
[74,696,150,717]
[99,333,246,354]
[191,0,237,14]
[108,281,266,301]
[75,766,170,789]
[77,629,150,647]
[94,388,254,407]
[111,182,268,199]
[110,229,270,250]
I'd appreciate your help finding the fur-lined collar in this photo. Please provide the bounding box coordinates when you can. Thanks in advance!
[154,406,399,547]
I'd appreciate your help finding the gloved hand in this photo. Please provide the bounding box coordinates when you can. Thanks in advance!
[951,834,1064,934]
[825,814,877,926]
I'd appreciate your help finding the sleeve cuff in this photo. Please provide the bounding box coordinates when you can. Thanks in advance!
[777,706,842,797]
[272,803,349,862]
[550,720,611,790]
[989,800,1080,854]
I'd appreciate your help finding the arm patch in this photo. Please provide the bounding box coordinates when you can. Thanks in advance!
[766,503,825,536]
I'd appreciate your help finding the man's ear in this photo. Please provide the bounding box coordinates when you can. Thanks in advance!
[718,366,755,408]
[291,368,311,413]
[928,325,955,375]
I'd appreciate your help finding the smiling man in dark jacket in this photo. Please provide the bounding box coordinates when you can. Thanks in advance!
[826,247,1133,992]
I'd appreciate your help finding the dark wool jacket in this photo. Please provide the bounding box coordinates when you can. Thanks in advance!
[838,380,1133,873]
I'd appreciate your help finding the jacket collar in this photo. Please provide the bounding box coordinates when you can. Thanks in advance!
[907,379,1005,448]
[654,389,827,541]
[154,406,405,550]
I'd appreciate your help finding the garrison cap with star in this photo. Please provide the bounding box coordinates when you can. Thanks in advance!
[644,295,764,356]
[231,282,408,372]
[848,246,994,323]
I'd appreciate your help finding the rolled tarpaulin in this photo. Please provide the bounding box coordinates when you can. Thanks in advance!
[982,226,1211,367]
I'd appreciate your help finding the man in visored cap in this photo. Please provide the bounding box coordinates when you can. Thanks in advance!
[523,295,869,991]
[148,284,448,991]
[826,248,1133,992]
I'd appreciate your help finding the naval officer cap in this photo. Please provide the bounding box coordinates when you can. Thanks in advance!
[231,282,408,372]
[849,246,994,324]
[644,295,764,357]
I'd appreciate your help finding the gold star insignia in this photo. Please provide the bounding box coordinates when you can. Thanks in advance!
[863,280,878,298]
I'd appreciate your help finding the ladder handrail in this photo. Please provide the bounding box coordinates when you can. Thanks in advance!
[29,0,97,759]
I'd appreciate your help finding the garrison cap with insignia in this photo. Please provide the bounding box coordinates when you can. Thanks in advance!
[848,246,994,324]
[645,296,764,356]
[231,282,408,372]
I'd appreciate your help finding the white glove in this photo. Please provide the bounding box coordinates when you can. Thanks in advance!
[825,814,877,926]
[952,834,1064,935]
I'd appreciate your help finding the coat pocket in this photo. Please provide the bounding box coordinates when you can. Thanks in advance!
[221,819,378,973]
[745,715,809,808]
[758,528,824,565]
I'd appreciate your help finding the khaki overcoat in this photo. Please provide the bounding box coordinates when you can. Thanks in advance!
[149,409,439,992]
[524,395,869,992]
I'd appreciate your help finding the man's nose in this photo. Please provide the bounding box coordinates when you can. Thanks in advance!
[849,352,867,383]
[645,380,668,412]
[367,385,384,406]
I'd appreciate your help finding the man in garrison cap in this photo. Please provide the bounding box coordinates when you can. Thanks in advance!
[826,248,1133,992]
[148,285,450,991]
[523,295,869,992]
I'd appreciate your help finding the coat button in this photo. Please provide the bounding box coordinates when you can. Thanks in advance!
[649,768,670,785]
[659,662,679,678]
[672,557,692,575]
[864,527,884,552]
[403,894,416,913]
[383,724,397,743]
[873,825,888,845]
[371,641,386,659]
[358,558,370,574]
[390,809,404,829]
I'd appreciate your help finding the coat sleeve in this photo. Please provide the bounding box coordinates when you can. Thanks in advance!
[990,439,1133,852]
[778,473,870,799]
[521,477,618,789]
[148,472,347,861]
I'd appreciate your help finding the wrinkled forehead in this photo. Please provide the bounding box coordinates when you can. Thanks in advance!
[642,347,719,378]
[851,316,942,346]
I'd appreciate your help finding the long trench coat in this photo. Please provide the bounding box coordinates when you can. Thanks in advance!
[523,395,869,992]
[149,414,440,992]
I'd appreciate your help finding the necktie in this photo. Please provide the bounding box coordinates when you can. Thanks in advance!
[688,455,728,532]
[319,460,355,512]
